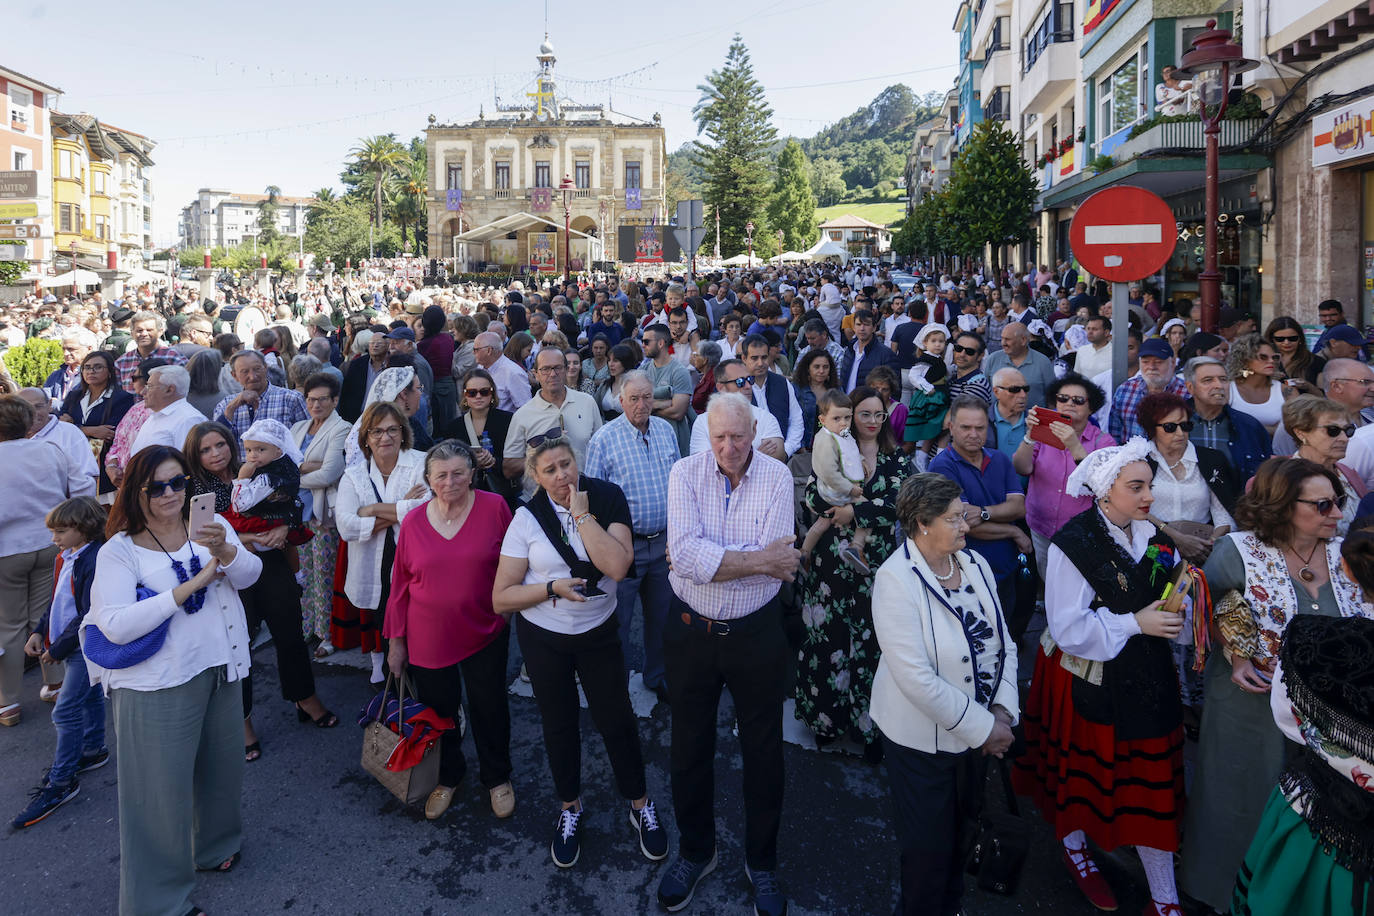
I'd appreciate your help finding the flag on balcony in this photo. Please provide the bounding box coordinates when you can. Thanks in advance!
[625,188,642,210]
[1084,0,1121,35]
[1059,147,1075,176]
[446,189,462,211]
[531,188,552,212]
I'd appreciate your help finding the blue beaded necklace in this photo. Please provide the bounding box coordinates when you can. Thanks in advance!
[147,526,207,614]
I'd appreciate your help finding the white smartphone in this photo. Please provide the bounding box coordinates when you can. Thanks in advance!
[189,492,217,536]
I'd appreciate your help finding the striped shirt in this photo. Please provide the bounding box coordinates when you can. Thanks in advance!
[583,414,679,536]
[667,448,794,620]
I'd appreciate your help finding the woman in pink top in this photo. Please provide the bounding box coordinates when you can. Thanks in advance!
[1011,372,1117,575]
[384,440,515,821]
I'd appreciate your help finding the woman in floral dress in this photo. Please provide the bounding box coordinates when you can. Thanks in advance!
[794,385,905,762]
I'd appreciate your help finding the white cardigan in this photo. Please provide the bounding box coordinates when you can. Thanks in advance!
[870,540,1019,754]
[291,411,352,525]
[335,449,428,609]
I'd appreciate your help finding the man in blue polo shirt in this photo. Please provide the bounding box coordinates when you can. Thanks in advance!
[929,395,1029,616]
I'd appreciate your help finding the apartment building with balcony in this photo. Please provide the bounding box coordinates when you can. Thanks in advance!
[952,2,985,146]
[424,37,666,270]
[974,0,1016,129]
[1,66,61,278]
[50,112,155,273]
[905,89,960,215]
[178,189,313,250]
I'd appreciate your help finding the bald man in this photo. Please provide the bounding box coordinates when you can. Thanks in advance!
[473,330,531,412]
[1274,358,1374,455]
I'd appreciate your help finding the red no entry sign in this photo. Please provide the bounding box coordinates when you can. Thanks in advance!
[1069,185,1176,283]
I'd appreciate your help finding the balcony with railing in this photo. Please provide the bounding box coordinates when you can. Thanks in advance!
[1107,118,1264,162]
[1021,6,1076,111]
[983,87,1011,122]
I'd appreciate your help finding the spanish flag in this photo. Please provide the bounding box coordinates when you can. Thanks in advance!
[1084,0,1122,35]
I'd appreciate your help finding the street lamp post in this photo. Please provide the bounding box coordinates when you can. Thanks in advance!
[558,174,575,283]
[776,229,784,264]
[745,220,755,268]
[1177,19,1257,334]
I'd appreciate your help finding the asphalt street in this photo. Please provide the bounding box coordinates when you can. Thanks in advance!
[1,614,1170,916]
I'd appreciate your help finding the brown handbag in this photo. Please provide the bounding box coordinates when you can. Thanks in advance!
[360,674,442,806]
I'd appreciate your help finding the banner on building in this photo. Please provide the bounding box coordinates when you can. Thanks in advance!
[445,189,462,211]
[625,188,642,210]
[1083,0,1121,35]
[1059,147,1075,176]
[531,188,552,212]
[634,226,663,263]
[490,239,518,266]
[1313,93,1374,168]
[528,232,557,272]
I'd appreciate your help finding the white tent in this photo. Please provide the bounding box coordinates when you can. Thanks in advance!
[40,269,102,287]
[773,250,810,263]
[122,266,171,286]
[804,239,850,263]
[720,253,755,266]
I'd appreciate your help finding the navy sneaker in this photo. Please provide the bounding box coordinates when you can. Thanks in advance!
[630,799,668,861]
[745,865,788,916]
[550,806,583,868]
[11,780,80,830]
[75,748,110,774]
[657,849,717,912]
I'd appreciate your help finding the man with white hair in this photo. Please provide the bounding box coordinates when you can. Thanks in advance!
[130,365,205,457]
[16,388,97,497]
[43,331,93,402]
[659,391,799,916]
[473,330,531,412]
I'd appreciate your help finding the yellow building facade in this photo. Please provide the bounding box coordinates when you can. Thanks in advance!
[51,112,149,271]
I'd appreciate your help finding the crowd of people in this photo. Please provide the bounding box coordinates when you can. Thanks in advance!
[3,257,1374,916]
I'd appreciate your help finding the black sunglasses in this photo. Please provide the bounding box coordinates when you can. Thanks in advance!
[996,384,1030,393]
[1296,495,1348,514]
[1271,334,1301,344]
[1320,424,1358,439]
[723,376,753,389]
[1156,421,1194,433]
[526,426,564,448]
[144,474,188,498]
[951,344,982,356]
[464,387,493,398]
[1055,394,1088,406]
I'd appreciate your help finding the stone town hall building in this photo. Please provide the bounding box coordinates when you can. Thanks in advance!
[424,37,667,271]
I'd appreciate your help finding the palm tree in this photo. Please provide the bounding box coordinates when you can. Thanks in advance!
[392,157,428,253]
[308,188,336,222]
[348,135,406,227]
[264,184,281,204]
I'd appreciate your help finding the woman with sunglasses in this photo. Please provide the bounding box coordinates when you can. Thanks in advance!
[1265,315,1324,387]
[1180,458,1368,914]
[1014,372,1116,576]
[1226,333,1292,435]
[57,350,135,505]
[441,367,517,508]
[1280,395,1363,537]
[86,445,261,916]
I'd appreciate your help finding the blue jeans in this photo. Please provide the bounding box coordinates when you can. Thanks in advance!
[614,534,672,690]
[49,650,106,787]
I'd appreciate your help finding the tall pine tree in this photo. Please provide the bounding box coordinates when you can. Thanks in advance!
[767,139,818,252]
[693,36,777,257]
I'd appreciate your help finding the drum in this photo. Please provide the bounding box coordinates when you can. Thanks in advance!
[233,304,268,340]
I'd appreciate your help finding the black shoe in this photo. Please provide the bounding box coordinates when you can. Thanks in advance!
[630,800,669,861]
[11,780,79,829]
[551,806,583,868]
[657,849,717,912]
[295,703,339,728]
[75,748,110,774]
[746,865,788,916]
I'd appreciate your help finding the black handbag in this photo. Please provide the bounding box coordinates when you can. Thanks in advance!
[963,755,1030,896]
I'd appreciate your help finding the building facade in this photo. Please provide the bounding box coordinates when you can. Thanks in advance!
[424,37,667,270]
[0,66,61,277]
[50,112,156,273]
[178,189,313,250]
[904,90,960,215]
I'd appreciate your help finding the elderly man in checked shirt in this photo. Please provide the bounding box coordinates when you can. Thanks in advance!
[656,392,800,916]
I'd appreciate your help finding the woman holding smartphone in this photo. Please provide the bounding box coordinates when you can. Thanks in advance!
[492,431,668,870]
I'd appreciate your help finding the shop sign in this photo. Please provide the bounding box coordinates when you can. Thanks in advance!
[1313,93,1374,168]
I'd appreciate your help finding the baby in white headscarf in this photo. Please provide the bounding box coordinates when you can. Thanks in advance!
[232,418,313,577]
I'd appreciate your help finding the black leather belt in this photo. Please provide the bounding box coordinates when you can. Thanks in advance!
[634,530,665,540]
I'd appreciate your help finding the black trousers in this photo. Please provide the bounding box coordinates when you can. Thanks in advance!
[880,732,973,916]
[664,595,788,870]
[408,628,513,789]
[240,548,316,718]
[516,613,647,804]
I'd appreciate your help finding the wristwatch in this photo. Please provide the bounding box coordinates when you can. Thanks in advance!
[546,580,557,599]
[979,507,991,523]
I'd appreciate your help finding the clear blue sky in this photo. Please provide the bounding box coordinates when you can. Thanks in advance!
[7,0,957,246]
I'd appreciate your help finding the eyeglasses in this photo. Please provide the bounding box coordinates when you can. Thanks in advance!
[951,344,981,356]
[1296,495,1348,514]
[1055,394,1088,406]
[535,364,566,374]
[527,427,564,448]
[724,376,753,388]
[368,425,403,440]
[474,344,496,353]
[1271,335,1301,344]
[996,384,1030,393]
[856,410,888,422]
[464,387,493,398]
[1332,378,1374,387]
[144,474,188,498]
[1156,421,1195,433]
[941,512,970,528]
[1319,424,1358,438]
[305,395,335,406]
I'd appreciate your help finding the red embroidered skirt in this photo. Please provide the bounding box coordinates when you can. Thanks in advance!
[1012,646,1186,852]
[328,542,382,652]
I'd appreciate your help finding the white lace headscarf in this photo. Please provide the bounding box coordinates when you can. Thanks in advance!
[241,418,303,465]
[1065,436,1154,499]
[344,366,417,468]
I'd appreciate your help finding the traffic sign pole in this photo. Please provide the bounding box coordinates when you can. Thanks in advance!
[1111,282,1130,394]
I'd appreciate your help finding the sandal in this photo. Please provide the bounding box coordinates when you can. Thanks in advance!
[198,851,241,873]
[295,704,339,728]
[244,742,261,763]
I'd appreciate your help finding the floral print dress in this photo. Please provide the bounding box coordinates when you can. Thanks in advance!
[794,446,905,743]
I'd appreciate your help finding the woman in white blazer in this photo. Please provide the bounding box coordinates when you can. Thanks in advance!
[870,472,1019,916]
[290,372,352,653]
[335,401,429,684]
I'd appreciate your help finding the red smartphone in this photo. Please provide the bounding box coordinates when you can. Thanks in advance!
[1030,407,1070,448]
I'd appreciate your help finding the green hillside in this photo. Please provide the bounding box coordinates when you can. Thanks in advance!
[814,201,908,227]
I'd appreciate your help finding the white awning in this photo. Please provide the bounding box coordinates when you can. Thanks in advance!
[452,211,599,245]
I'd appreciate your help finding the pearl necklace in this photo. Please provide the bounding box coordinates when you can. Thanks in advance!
[933,554,958,581]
